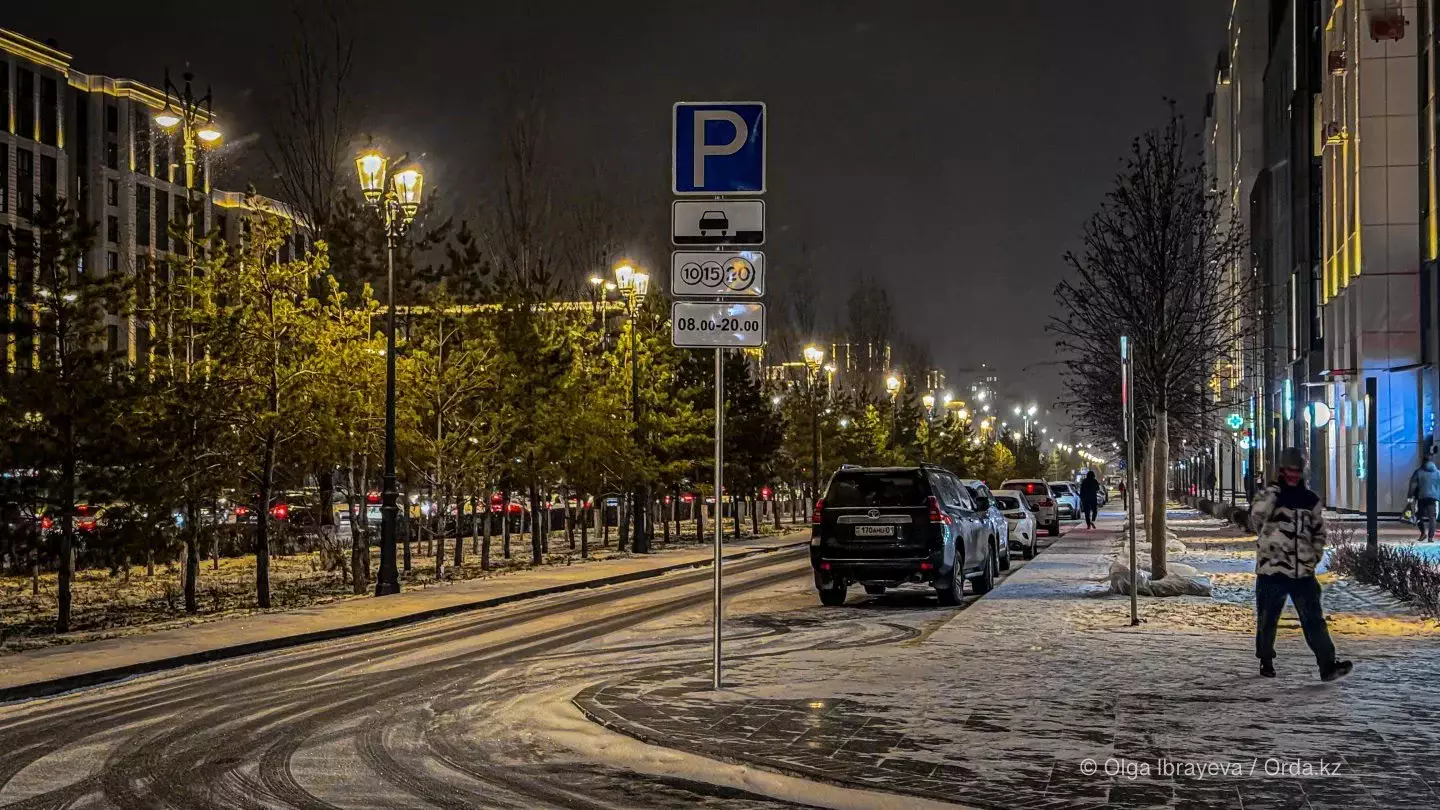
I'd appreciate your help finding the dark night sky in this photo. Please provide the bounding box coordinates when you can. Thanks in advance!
[8,0,1228,420]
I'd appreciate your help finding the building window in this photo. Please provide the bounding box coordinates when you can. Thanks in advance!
[133,113,151,176]
[105,103,118,134]
[39,155,56,204]
[17,68,34,139]
[136,255,150,309]
[175,194,190,255]
[106,325,119,354]
[17,148,33,219]
[73,88,89,204]
[156,192,170,251]
[39,77,58,146]
[0,62,9,134]
[136,185,151,247]
[107,215,119,244]
[154,132,169,181]
[106,251,118,272]
[15,235,33,369]
[106,179,119,207]
[105,141,119,171]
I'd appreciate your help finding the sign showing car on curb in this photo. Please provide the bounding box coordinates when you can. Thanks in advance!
[672,200,765,246]
[671,301,766,348]
[671,251,764,298]
[673,102,766,195]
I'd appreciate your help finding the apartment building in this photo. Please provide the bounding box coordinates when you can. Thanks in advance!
[1,27,303,370]
[1205,0,1269,499]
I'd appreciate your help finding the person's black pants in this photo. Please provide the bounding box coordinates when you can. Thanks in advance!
[1081,502,1098,526]
[1255,573,1336,668]
[1420,498,1437,541]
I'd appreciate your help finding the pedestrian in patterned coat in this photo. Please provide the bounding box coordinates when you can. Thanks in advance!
[1249,447,1352,681]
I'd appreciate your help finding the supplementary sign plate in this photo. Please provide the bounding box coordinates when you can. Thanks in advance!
[672,200,765,246]
[671,301,766,348]
[671,251,764,298]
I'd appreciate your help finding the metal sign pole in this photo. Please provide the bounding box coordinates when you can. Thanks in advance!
[713,347,725,689]
[1122,336,1138,626]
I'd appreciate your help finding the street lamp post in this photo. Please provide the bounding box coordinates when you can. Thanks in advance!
[154,71,223,614]
[616,263,650,553]
[803,344,825,503]
[153,69,223,378]
[886,374,901,449]
[355,149,424,596]
[922,393,936,460]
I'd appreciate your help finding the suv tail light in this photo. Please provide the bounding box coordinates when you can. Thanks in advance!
[927,496,951,525]
[811,498,824,524]
[1039,498,1054,507]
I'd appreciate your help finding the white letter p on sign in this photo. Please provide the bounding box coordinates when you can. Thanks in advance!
[693,110,748,189]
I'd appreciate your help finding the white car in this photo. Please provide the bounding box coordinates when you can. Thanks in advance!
[992,489,1038,559]
[1001,479,1060,536]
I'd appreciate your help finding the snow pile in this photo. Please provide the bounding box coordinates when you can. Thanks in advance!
[1108,561,1213,597]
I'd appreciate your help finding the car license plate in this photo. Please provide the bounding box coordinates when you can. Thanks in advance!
[854,525,895,537]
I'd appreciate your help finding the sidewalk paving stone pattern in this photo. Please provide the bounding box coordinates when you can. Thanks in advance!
[576,512,1440,809]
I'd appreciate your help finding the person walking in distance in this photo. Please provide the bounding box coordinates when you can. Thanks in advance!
[1407,458,1440,542]
[1078,470,1101,529]
[1250,447,1352,681]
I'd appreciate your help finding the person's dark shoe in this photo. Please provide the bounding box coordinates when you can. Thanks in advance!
[1320,660,1353,682]
[1260,660,1276,678]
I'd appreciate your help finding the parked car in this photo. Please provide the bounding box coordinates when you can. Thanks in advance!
[960,479,1010,571]
[811,464,1001,606]
[1049,481,1081,521]
[1000,479,1060,536]
[992,489,1039,559]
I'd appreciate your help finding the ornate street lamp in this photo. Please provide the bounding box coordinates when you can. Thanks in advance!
[885,373,902,448]
[616,262,650,552]
[921,393,937,460]
[803,344,825,499]
[354,147,424,596]
[153,69,224,381]
[153,69,222,192]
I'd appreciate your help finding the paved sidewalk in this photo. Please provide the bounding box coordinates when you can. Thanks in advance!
[576,515,1440,809]
[0,532,807,701]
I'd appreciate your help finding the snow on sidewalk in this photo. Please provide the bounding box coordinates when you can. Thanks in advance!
[575,519,1440,809]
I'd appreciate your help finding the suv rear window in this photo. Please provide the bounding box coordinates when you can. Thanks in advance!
[1006,481,1046,496]
[824,471,929,508]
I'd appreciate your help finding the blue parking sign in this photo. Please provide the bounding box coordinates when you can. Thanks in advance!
[673,102,766,195]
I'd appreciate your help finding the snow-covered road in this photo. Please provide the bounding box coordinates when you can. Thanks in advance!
[0,540,1002,809]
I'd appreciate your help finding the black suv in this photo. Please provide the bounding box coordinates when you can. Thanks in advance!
[810,465,1001,606]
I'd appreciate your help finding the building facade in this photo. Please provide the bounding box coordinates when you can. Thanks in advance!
[1,27,302,372]
[1205,0,1269,499]
[1317,0,1424,513]
[1207,1,1440,515]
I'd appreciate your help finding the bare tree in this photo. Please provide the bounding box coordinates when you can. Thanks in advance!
[263,1,359,561]
[1051,109,1247,581]
[264,0,356,238]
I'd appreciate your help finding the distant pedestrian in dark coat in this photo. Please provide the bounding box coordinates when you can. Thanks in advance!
[1079,471,1100,529]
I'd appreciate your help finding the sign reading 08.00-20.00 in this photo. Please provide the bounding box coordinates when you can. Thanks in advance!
[670,301,765,348]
